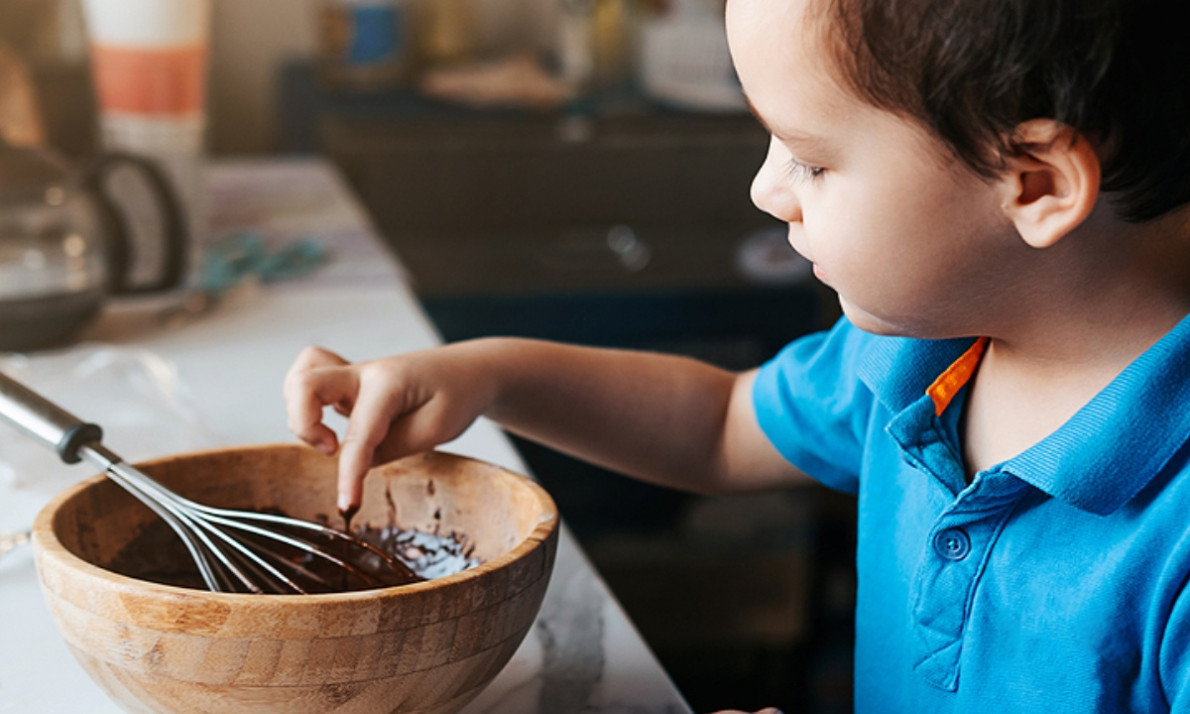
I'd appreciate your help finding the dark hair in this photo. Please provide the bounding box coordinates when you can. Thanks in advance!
[826,0,1190,222]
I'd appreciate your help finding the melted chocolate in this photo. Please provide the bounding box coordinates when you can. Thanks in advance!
[104,508,480,594]
[339,504,359,533]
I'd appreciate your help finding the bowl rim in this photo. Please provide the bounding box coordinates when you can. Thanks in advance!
[31,443,560,605]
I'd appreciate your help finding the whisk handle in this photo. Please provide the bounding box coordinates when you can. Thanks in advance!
[0,371,104,464]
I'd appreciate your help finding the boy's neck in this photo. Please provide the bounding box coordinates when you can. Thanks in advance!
[962,204,1190,475]
[991,203,1190,364]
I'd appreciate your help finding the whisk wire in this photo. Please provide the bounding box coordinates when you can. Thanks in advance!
[106,460,268,593]
[183,512,301,594]
[101,451,415,594]
[107,458,334,594]
[199,506,414,576]
[100,460,235,592]
[87,446,415,594]
[196,513,379,593]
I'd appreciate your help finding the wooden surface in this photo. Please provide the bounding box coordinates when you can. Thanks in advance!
[31,445,559,714]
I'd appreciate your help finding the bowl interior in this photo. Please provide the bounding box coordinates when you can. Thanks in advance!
[49,445,553,585]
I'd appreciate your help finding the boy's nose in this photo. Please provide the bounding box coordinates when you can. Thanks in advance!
[750,137,802,223]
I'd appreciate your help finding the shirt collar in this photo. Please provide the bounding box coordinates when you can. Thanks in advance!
[855,331,976,415]
[855,313,1190,515]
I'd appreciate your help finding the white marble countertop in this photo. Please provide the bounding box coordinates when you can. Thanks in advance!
[0,158,692,713]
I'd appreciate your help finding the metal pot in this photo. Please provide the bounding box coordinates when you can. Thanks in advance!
[0,138,186,351]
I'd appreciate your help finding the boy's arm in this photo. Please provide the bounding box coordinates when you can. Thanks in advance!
[486,340,811,496]
[284,337,810,510]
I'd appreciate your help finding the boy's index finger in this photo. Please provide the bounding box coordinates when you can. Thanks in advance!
[336,382,404,511]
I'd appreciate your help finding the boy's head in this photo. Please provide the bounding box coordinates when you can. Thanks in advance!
[823,0,1189,223]
[728,0,1189,336]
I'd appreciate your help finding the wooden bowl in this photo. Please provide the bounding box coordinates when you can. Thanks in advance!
[31,444,559,714]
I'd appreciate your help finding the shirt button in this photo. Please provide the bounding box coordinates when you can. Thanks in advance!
[933,527,971,561]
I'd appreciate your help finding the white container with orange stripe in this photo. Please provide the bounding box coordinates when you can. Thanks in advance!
[80,0,210,269]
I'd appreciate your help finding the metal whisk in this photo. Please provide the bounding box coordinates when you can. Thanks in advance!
[0,371,420,595]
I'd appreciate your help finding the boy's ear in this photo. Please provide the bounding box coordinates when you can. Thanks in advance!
[997,119,1101,249]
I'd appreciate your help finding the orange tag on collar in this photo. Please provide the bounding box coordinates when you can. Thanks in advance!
[926,337,988,416]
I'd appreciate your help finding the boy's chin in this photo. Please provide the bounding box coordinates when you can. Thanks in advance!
[838,297,927,338]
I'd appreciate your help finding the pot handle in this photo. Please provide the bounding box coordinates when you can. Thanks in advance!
[85,152,189,294]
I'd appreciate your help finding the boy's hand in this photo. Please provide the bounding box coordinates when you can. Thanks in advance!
[283,343,496,511]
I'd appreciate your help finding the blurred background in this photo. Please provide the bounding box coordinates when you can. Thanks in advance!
[1,1,854,710]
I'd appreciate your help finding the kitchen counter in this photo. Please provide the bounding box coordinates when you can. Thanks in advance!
[0,159,692,713]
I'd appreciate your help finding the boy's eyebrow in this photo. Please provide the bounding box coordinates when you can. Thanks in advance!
[742,92,823,147]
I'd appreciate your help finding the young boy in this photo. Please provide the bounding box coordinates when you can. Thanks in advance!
[284,0,1190,709]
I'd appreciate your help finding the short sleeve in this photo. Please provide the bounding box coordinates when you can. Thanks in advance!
[752,317,875,495]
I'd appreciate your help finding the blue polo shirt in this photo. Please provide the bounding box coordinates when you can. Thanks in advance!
[753,315,1190,712]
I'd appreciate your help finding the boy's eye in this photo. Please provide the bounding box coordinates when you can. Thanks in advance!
[784,158,826,183]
